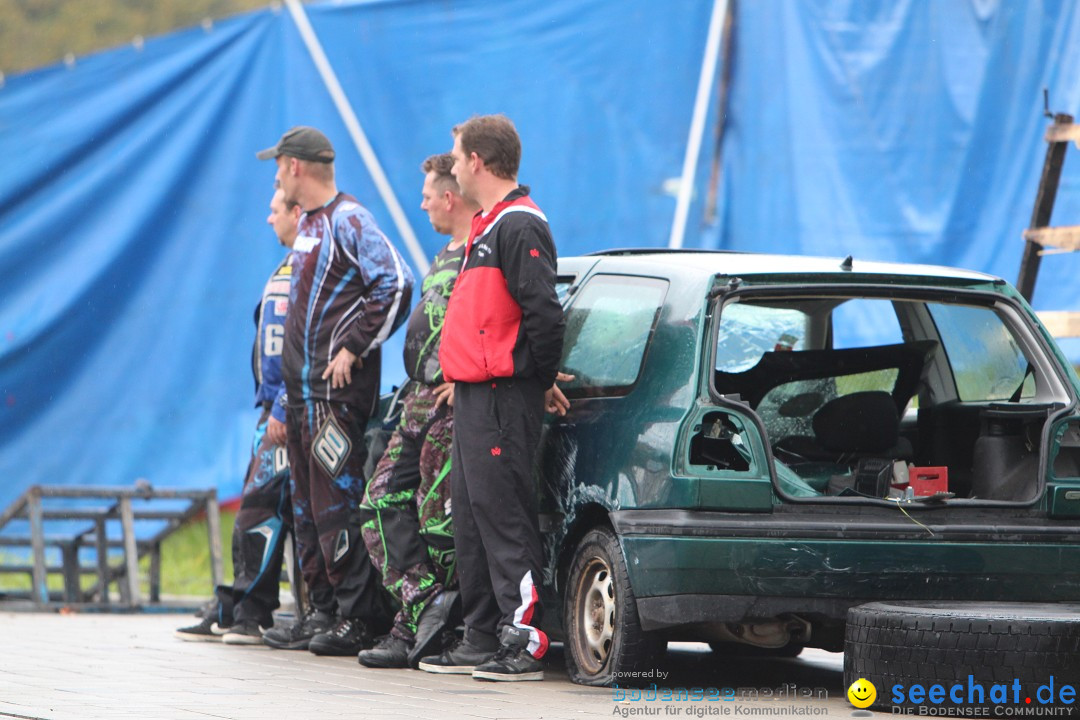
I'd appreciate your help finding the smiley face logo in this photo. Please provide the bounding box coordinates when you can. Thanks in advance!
[847,678,877,708]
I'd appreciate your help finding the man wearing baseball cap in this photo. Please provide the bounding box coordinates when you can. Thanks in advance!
[257,125,414,657]
[255,126,337,164]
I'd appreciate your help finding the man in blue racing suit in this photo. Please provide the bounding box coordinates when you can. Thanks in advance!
[175,188,309,643]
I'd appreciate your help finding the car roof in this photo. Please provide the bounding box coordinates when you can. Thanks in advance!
[578,248,998,283]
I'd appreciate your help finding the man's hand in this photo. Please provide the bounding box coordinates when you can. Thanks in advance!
[434,382,455,409]
[323,347,362,389]
[545,372,575,416]
[266,416,287,446]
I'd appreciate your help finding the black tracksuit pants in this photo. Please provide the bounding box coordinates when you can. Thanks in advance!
[450,376,549,659]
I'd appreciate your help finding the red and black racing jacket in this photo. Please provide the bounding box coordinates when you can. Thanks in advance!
[439,187,565,389]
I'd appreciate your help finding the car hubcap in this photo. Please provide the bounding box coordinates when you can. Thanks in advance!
[577,556,615,673]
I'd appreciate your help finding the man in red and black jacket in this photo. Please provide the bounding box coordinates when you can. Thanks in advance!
[419,115,569,682]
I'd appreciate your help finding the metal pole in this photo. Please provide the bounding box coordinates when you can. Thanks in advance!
[118,498,141,606]
[284,0,429,275]
[1016,112,1075,301]
[61,542,80,603]
[95,518,110,603]
[704,0,737,224]
[149,542,162,603]
[27,489,48,606]
[669,0,729,249]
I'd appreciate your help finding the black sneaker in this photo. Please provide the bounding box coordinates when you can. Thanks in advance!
[472,626,544,682]
[262,609,333,650]
[174,616,227,642]
[407,590,459,668]
[358,634,412,668]
[472,644,544,682]
[309,617,371,656]
[222,620,264,646]
[418,637,497,675]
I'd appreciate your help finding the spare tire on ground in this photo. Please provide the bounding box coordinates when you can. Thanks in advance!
[844,601,1080,711]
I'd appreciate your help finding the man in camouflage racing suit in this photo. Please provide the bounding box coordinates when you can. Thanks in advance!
[358,153,479,668]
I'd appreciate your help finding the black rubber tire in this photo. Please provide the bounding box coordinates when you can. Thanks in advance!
[709,641,803,659]
[563,526,664,686]
[845,601,1080,710]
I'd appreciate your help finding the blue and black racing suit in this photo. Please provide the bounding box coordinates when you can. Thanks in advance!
[282,192,414,621]
[216,247,309,629]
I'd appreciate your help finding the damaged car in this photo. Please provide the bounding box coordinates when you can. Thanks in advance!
[536,249,1080,689]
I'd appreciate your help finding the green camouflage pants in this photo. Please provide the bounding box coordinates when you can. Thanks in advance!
[359,382,455,639]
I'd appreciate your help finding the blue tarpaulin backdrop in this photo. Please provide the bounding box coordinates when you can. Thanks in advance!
[2,0,1080,510]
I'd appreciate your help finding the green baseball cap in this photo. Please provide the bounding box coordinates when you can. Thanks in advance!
[256,126,335,163]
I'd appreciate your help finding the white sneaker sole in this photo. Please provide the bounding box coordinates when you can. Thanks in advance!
[472,669,544,682]
[174,623,227,642]
[173,631,223,642]
[222,634,264,646]
[417,661,476,674]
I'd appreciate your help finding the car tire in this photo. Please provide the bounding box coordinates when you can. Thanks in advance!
[709,641,803,659]
[844,601,1080,710]
[564,526,664,686]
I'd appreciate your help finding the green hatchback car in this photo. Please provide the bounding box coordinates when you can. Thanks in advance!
[537,249,1080,686]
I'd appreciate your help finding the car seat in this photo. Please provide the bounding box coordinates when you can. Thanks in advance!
[774,391,913,492]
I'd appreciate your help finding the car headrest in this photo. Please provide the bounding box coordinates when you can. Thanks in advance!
[813,391,899,453]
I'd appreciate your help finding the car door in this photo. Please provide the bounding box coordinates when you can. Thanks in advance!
[536,270,672,521]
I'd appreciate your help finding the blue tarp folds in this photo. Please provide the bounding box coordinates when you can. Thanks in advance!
[2,0,1080,509]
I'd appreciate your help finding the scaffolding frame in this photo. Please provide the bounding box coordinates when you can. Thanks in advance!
[0,484,222,609]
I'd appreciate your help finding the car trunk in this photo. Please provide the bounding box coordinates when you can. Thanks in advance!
[663,279,1080,608]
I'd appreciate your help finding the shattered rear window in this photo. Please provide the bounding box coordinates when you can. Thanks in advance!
[756,369,901,440]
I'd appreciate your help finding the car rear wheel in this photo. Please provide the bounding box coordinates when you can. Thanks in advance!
[845,601,1080,710]
[564,526,663,686]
